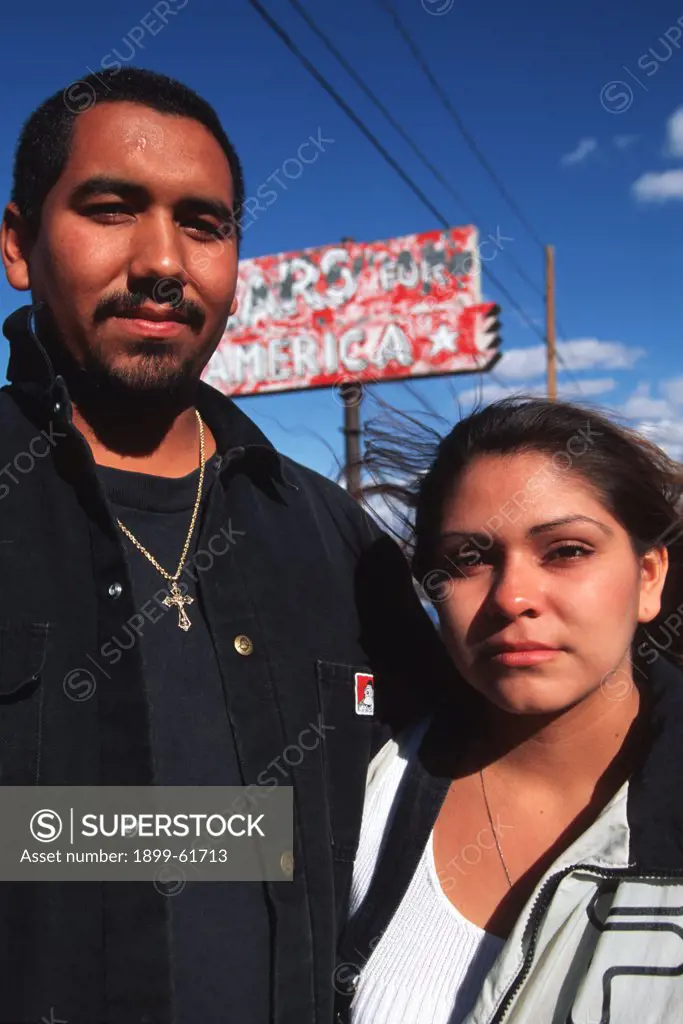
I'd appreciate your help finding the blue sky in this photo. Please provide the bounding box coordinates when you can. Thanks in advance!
[1,0,682,477]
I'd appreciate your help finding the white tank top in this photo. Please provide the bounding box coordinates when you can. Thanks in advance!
[347,728,505,1024]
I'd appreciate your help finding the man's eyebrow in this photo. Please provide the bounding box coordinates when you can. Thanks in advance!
[69,176,146,203]
[69,176,234,224]
[177,194,235,225]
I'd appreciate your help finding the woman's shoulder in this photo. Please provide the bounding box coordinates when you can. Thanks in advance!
[367,715,433,792]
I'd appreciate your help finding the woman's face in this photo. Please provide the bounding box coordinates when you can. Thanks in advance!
[433,452,668,716]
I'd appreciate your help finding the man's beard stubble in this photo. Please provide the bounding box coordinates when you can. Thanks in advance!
[86,337,198,399]
[35,303,204,454]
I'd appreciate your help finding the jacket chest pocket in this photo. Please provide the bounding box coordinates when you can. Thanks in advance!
[316,659,375,863]
[0,621,49,785]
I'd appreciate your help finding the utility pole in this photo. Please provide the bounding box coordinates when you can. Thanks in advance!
[339,237,362,500]
[545,244,557,401]
[340,382,362,500]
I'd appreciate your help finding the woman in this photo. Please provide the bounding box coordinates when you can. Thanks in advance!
[335,396,683,1024]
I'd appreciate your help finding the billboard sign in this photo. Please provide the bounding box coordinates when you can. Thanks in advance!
[203,225,501,396]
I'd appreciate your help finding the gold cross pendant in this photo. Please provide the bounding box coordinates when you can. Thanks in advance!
[162,581,194,631]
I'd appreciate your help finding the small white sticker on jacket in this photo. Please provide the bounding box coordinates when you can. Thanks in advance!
[354,673,375,716]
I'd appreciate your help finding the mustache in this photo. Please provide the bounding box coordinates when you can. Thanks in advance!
[93,289,205,332]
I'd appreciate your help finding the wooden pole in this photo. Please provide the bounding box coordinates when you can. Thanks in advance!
[340,383,362,500]
[340,236,362,500]
[545,244,557,401]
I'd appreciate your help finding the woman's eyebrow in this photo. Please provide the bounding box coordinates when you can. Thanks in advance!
[527,515,613,536]
[438,531,490,543]
[439,514,613,542]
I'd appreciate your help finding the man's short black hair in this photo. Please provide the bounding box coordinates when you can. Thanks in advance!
[10,66,245,243]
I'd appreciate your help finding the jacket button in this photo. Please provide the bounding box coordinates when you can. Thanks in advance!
[108,582,123,599]
[234,634,254,656]
[280,851,294,877]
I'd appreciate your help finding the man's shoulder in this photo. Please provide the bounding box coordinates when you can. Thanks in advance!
[0,386,18,415]
[0,385,33,439]
[280,453,384,551]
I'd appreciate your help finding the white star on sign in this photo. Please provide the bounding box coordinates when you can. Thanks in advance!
[430,324,458,356]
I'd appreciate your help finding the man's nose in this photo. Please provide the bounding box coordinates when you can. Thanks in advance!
[127,212,189,291]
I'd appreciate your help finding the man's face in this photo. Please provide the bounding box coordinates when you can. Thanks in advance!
[4,101,238,394]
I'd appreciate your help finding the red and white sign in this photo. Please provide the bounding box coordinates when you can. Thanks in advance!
[203,225,501,397]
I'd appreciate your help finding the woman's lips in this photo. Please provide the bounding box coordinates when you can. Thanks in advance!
[488,648,561,667]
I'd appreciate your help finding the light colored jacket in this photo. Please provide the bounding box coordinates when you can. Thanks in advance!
[347,653,683,1024]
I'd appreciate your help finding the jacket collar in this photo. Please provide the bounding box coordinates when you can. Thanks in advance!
[627,651,683,871]
[2,302,297,490]
[4,304,55,389]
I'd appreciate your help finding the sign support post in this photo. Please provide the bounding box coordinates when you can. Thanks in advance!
[340,382,362,500]
[339,237,362,500]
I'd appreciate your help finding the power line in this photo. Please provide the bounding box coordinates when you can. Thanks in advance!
[282,0,544,301]
[247,0,547,343]
[375,0,548,254]
[247,0,450,227]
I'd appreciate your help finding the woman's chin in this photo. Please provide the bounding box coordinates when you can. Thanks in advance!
[475,672,584,717]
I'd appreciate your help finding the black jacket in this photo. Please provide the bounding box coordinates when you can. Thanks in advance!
[0,304,448,1024]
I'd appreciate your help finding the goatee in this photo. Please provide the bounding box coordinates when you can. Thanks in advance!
[34,304,202,455]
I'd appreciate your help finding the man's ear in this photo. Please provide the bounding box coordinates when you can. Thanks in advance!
[1,203,32,291]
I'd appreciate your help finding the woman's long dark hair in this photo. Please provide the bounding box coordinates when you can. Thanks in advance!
[362,395,683,667]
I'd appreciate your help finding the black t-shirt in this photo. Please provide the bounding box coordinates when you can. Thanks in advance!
[97,462,270,1024]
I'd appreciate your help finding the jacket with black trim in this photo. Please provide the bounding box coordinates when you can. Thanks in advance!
[0,304,448,1024]
[348,651,683,1024]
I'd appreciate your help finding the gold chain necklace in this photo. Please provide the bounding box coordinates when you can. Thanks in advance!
[479,767,513,889]
[116,409,206,632]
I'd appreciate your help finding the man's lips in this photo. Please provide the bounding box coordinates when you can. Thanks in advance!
[115,306,190,323]
[111,309,190,338]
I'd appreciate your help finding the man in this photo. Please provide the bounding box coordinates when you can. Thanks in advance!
[0,68,446,1023]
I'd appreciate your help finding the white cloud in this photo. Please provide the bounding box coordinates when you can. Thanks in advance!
[632,169,683,202]
[454,381,542,406]
[620,379,683,460]
[631,107,683,203]
[637,419,683,444]
[560,138,598,166]
[662,376,683,405]
[613,134,639,150]
[493,339,644,381]
[665,106,683,157]
[634,420,683,461]
[561,377,616,396]
[559,339,644,371]
[454,377,616,408]
[448,369,683,464]
[492,346,547,380]
[622,393,672,419]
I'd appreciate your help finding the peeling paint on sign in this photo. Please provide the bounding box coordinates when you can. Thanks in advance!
[203,225,501,396]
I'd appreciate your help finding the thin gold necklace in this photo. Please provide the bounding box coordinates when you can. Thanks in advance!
[116,409,206,632]
[479,767,513,889]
